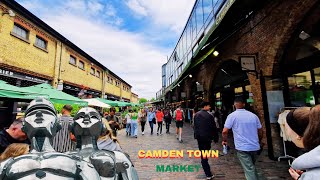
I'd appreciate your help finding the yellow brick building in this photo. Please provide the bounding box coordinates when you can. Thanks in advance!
[131,93,139,103]
[0,0,136,102]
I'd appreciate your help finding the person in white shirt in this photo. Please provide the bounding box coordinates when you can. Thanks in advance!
[125,110,132,136]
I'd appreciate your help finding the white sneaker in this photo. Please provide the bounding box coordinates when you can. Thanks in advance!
[142,132,144,135]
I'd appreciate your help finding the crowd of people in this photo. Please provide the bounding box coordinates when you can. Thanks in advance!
[0,97,319,180]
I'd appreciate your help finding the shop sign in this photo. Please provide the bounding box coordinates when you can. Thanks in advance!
[0,69,14,76]
[57,82,63,91]
[0,68,48,83]
[197,85,203,92]
[181,92,186,98]
[240,56,256,72]
[216,0,236,25]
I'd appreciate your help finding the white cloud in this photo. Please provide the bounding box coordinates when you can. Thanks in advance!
[126,0,196,33]
[126,0,148,16]
[87,1,104,15]
[16,0,195,99]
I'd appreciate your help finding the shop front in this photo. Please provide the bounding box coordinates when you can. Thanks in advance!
[264,12,320,158]
[0,67,52,127]
[62,82,101,99]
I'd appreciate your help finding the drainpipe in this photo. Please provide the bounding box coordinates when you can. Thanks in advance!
[57,41,63,83]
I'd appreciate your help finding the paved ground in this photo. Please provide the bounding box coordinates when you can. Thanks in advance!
[117,122,291,180]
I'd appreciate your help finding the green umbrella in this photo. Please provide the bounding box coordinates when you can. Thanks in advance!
[22,83,87,106]
[0,80,48,99]
[95,98,118,106]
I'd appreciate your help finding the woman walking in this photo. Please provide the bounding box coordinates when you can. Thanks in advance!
[138,108,147,135]
[156,109,164,135]
[130,109,139,138]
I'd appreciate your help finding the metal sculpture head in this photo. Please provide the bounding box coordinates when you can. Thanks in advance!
[23,98,61,152]
[72,107,105,149]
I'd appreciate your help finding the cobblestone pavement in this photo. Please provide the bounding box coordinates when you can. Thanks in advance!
[117,122,291,180]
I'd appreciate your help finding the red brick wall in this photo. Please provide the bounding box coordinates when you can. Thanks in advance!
[173,0,319,155]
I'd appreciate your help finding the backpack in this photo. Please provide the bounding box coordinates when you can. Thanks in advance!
[164,111,171,120]
[175,109,183,121]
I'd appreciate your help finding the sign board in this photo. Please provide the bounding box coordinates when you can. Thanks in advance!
[197,85,203,92]
[172,96,176,101]
[0,68,48,83]
[181,92,186,98]
[57,82,63,91]
[240,56,256,71]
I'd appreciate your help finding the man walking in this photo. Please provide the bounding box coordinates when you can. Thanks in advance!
[52,104,76,152]
[173,105,185,143]
[194,102,219,180]
[222,97,263,180]
[147,107,156,135]
[163,108,172,134]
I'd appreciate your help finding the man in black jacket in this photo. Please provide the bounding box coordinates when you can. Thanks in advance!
[194,101,219,180]
[0,118,29,153]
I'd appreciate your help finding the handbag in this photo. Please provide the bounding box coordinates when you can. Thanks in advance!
[152,118,156,124]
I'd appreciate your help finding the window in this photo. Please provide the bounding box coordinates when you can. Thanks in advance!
[107,76,110,82]
[90,67,95,75]
[12,24,29,40]
[111,78,114,84]
[96,70,101,78]
[69,55,76,65]
[35,36,47,50]
[78,61,85,70]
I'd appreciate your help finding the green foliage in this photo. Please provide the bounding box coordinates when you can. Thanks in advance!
[139,98,147,104]
[53,103,82,116]
[150,97,155,102]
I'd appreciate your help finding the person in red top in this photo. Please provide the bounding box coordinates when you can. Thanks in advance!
[174,105,185,143]
[156,109,164,135]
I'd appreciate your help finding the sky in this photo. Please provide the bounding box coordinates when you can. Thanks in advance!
[16,0,196,100]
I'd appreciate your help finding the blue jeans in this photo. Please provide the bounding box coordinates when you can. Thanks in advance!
[149,121,154,133]
[237,150,259,180]
[126,122,131,135]
[131,121,138,137]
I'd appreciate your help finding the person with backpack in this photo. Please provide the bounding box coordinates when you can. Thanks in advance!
[173,105,185,143]
[164,108,172,134]
[156,109,164,135]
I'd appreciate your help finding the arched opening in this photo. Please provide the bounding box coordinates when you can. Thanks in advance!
[280,5,320,107]
[211,60,251,126]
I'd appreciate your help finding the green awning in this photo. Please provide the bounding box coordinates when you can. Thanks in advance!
[95,98,118,106]
[95,98,132,107]
[22,83,88,106]
[113,101,130,107]
[0,80,48,100]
